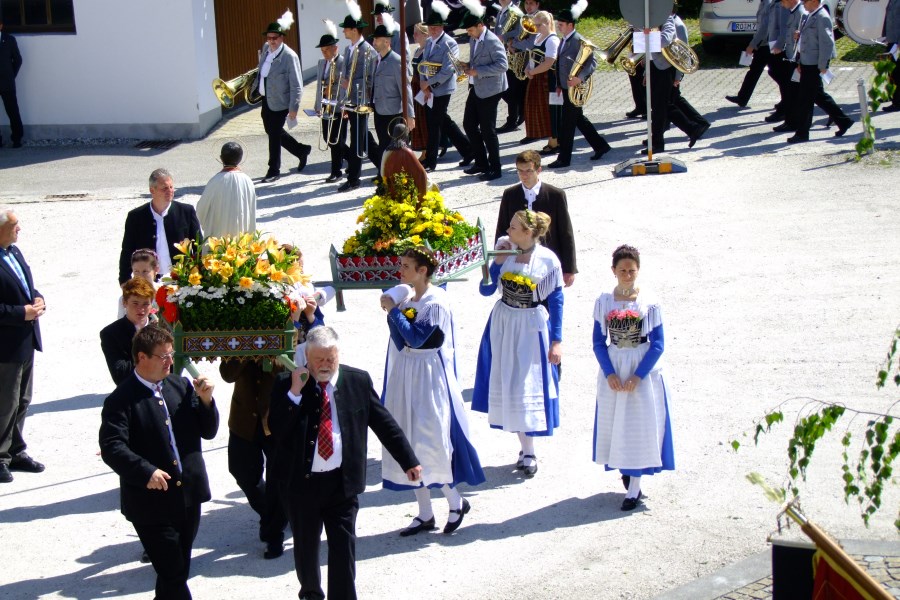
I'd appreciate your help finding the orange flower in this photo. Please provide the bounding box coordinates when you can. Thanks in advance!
[255,259,271,276]
[239,277,253,289]
[188,272,202,286]
[269,268,285,282]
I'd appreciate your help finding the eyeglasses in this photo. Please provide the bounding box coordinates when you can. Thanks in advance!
[152,352,176,362]
[266,35,282,41]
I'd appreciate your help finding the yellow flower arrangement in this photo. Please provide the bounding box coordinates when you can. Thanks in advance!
[501,271,537,291]
[341,171,478,257]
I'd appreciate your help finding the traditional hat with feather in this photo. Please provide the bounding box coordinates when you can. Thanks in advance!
[373,13,398,38]
[338,0,369,29]
[316,19,340,47]
[557,0,588,24]
[459,0,486,28]
[425,0,451,26]
[262,10,294,35]
[373,0,395,15]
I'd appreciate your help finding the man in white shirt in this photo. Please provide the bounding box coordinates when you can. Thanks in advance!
[196,142,256,238]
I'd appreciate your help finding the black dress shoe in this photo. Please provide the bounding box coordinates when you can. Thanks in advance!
[539,144,559,156]
[0,464,12,483]
[140,550,151,563]
[590,146,610,161]
[399,516,437,537]
[786,134,809,144]
[764,112,785,123]
[463,165,486,175]
[522,455,538,478]
[519,136,538,144]
[479,170,502,181]
[10,454,44,473]
[621,495,642,511]
[260,173,280,183]
[325,173,343,183]
[424,165,436,173]
[496,123,519,134]
[546,160,569,169]
[625,108,646,119]
[772,123,794,133]
[443,498,471,534]
[725,95,746,108]
[337,179,360,192]
[458,154,474,167]
[834,120,853,137]
[688,122,710,148]
[297,146,311,172]
[883,103,900,113]
[438,146,448,158]
[264,542,284,559]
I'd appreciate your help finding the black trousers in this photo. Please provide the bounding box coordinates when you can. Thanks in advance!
[0,89,23,144]
[668,82,709,138]
[0,357,33,464]
[889,54,900,107]
[735,44,777,106]
[261,97,311,176]
[463,88,502,172]
[424,93,470,169]
[768,51,789,111]
[557,91,609,164]
[650,63,675,149]
[628,63,647,114]
[369,112,400,177]
[501,68,526,126]
[132,503,201,600]
[345,111,370,182]
[321,118,348,177]
[284,470,359,600]
[795,64,851,139]
[227,429,287,546]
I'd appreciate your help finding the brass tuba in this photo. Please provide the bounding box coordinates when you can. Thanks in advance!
[662,38,700,74]
[517,15,538,41]
[508,50,528,80]
[417,61,443,78]
[598,26,633,65]
[567,39,598,107]
[212,68,263,108]
[500,7,521,36]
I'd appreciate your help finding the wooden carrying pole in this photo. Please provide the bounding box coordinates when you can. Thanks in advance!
[784,504,893,600]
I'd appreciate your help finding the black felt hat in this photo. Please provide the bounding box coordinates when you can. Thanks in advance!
[460,11,484,28]
[316,34,339,48]
[556,9,576,23]
[262,22,287,36]
[372,1,395,15]
[425,11,447,26]
[372,24,396,38]
[338,14,369,29]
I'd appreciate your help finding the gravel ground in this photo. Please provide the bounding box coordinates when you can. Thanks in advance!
[0,67,899,600]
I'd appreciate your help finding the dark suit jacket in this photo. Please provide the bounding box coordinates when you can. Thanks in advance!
[99,373,219,523]
[118,201,202,284]
[0,245,42,363]
[268,365,418,497]
[0,32,22,93]
[495,181,578,274]
[99,317,138,386]
[220,360,278,442]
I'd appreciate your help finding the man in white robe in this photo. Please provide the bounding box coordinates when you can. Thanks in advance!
[197,142,257,238]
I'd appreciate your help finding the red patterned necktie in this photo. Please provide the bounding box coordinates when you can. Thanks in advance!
[317,382,334,460]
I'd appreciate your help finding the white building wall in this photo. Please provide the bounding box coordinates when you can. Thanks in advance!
[4,0,221,140]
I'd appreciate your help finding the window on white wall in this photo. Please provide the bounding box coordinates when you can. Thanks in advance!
[1,0,76,33]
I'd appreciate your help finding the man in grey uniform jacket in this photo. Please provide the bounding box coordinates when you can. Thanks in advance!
[314,28,349,184]
[369,22,415,178]
[257,21,312,183]
[337,12,378,192]
[726,0,780,109]
[788,0,853,143]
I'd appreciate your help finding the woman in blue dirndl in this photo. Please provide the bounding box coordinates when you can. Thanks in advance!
[472,209,562,477]
[592,244,675,511]
[380,247,484,536]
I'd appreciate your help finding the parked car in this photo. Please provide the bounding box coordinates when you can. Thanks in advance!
[699,0,839,52]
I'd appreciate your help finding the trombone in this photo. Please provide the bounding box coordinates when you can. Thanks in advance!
[339,44,373,158]
[318,57,342,151]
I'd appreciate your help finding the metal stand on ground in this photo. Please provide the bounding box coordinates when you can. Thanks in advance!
[613,0,687,177]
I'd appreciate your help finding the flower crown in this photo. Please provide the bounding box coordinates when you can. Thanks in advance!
[409,245,438,267]
[522,209,535,228]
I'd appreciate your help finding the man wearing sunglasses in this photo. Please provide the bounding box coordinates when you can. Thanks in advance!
[100,325,219,600]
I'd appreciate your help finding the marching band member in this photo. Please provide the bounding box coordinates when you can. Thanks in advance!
[626,58,647,120]
[726,0,779,110]
[547,1,610,169]
[502,0,542,139]
[882,0,900,112]
[461,0,509,181]
[787,0,853,143]
[419,1,473,173]
[773,0,806,133]
[523,11,559,154]
[495,0,523,132]
[667,7,710,148]
[644,14,677,154]
[369,15,415,180]
[372,0,403,56]
[764,0,791,124]
[257,13,311,184]
[337,0,377,192]
[314,21,349,184]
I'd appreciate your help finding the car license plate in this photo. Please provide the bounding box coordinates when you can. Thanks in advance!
[731,22,757,32]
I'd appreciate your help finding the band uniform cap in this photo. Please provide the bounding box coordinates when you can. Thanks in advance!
[425,11,448,26]
[338,14,369,29]
[556,9,576,23]
[373,4,395,15]
[460,11,484,28]
[372,24,396,38]
[263,22,286,36]
[316,34,340,47]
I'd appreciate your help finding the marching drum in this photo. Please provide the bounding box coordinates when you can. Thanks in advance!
[836,0,889,46]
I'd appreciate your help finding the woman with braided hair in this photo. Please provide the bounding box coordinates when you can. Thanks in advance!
[379,247,484,536]
[473,209,563,478]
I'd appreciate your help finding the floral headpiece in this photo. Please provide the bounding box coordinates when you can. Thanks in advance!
[523,209,535,228]
[410,245,438,267]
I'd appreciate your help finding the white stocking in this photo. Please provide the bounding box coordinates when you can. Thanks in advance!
[625,475,642,499]
[410,486,434,526]
[441,486,463,522]
[517,432,536,467]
